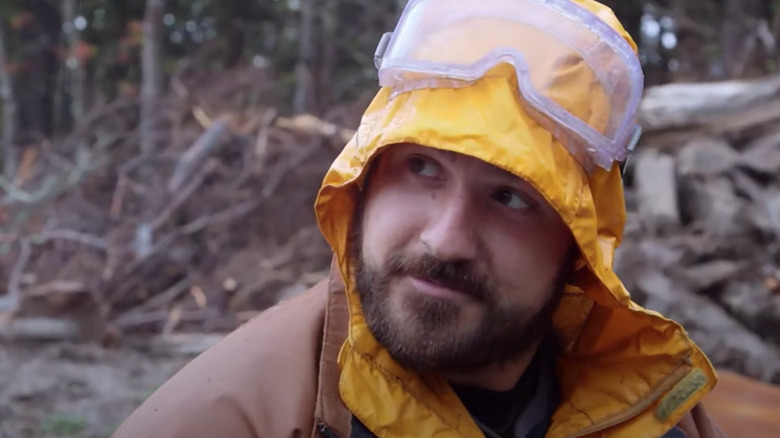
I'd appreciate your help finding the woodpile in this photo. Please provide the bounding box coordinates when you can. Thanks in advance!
[617,74,780,383]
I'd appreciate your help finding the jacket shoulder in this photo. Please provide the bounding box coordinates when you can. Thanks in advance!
[113,280,330,438]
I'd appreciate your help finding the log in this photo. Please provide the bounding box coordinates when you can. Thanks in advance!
[678,176,750,238]
[0,317,80,341]
[739,135,780,174]
[673,260,749,292]
[639,74,780,133]
[274,114,355,144]
[634,150,680,230]
[765,193,780,242]
[676,138,739,177]
[636,271,780,382]
[719,281,780,346]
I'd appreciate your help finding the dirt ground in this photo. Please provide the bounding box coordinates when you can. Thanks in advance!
[0,341,191,438]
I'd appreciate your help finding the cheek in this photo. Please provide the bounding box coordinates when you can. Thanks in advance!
[361,187,428,262]
[486,220,572,294]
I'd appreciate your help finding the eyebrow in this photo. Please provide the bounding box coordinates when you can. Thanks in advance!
[411,144,548,202]
[423,146,521,182]
[475,159,547,204]
[431,148,461,163]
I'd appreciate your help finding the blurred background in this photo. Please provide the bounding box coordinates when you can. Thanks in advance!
[0,0,779,436]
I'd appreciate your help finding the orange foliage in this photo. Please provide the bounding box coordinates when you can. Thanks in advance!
[72,40,97,62]
[10,12,35,30]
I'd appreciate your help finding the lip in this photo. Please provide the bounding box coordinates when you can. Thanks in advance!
[409,276,471,301]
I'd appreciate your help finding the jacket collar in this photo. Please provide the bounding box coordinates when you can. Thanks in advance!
[313,257,351,438]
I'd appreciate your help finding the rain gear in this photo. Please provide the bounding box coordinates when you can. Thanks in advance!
[113,1,727,437]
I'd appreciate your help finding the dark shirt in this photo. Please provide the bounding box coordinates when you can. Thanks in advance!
[450,338,559,438]
[450,352,543,437]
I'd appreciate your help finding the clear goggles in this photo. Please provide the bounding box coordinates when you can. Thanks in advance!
[373,0,644,172]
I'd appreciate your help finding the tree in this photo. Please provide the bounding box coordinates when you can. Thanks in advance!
[62,0,86,126]
[293,0,315,114]
[140,0,164,155]
[0,13,16,180]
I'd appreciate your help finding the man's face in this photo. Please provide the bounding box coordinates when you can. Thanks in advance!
[354,144,574,374]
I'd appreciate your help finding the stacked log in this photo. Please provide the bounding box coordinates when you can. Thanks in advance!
[617,74,780,383]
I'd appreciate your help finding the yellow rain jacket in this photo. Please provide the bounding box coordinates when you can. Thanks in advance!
[113,1,727,437]
[316,1,719,436]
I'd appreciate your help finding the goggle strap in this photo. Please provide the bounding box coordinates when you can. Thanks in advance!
[374,32,394,69]
[619,125,642,176]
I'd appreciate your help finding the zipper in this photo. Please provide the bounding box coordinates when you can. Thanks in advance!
[317,423,343,438]
[562,363,692,438]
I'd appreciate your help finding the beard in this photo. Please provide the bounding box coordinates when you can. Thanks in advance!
[353,247,565,375]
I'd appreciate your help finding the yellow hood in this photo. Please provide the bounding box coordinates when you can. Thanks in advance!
[314,1,716,437]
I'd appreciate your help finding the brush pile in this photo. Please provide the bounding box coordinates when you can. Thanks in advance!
[0,67,363,345]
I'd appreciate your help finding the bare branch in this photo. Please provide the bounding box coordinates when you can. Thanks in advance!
[26,280,86,297]
[151,160,217,231]
[179,198,261,235]
[108,138,323,304]
[113,276,193,325]
[261,139,322,198]
[0,175,57,204]
[110,174,128,219]
[167,120,227,192]
[144,333,226,356]
[32,229,108,250]
[175,138,322,235]
[114,308,215,330]
[0,147,95,207]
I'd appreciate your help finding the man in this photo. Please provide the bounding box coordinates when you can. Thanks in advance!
[114,0,727,437]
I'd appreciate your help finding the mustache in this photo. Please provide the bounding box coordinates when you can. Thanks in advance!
[386,252,492,301]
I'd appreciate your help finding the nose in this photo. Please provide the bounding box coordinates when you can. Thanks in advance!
[419,190,479,262]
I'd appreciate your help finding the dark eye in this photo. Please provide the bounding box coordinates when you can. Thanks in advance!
[407,156,441,178]
[492,188,530,210]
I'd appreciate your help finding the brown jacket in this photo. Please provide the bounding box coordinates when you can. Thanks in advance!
[114,268,727,438]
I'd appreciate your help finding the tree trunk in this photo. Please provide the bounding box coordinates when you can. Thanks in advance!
[140,0,165,155]
[293,0,315,114]
[318,0,338,112]
[722,0,765,78]
[0,15,17,180]
[62,0,86,126]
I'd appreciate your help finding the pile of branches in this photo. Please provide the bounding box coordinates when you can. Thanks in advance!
[617,74,780,383]
[0,67,359,344]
